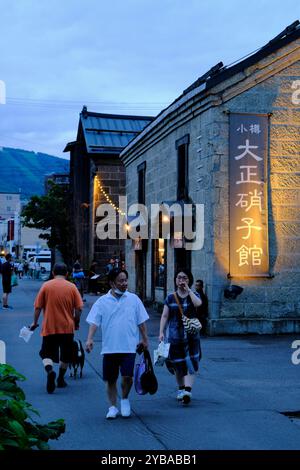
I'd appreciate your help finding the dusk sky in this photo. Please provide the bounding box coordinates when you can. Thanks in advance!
[0,0,299,159]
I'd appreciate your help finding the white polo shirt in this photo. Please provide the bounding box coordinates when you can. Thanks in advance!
[86,290,149,354]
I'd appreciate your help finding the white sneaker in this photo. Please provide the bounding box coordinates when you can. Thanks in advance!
[177,389,185,401]
[120,399,131,418]
[106,406,119,419]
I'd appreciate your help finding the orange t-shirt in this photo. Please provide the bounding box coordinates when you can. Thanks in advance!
[34,278,84,336]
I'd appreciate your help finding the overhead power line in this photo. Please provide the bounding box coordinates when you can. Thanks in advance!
[6,96,168,111]
[8,97,167,105]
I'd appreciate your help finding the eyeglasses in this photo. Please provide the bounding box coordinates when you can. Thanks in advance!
[176,276,188,281]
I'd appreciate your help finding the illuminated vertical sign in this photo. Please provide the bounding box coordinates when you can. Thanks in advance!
[229,113,269,276]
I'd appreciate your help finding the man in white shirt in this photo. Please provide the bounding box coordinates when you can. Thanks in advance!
[85,268,149,420]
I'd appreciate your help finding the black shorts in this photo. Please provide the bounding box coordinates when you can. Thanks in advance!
[2,280,11,294]
[39,334,74,364]
[102,353,136,383]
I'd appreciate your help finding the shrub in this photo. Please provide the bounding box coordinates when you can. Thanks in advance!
[0,364,65,450]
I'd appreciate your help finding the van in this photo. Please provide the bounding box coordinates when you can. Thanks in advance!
[38,250,51,257]
[29,254,51,274]
[23,246,50,260]
[26,251,37,261]
[26,250,51,261]
[23,246,36,260]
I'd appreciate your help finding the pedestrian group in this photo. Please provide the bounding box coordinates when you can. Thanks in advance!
[26,262,208,419]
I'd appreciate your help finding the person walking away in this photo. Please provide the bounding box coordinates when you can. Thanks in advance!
[23,260,29,278]
[29,263,83,393]
[159,269,202,405]
[35,261,41,280]
[17,261,24,279]
[73,255,85,300]
[88,259,100,295]
[29,259,35,279]
[105,258,115,274]
[13,260,18,274]
[195,279,208,335]
[85,268,149,419]
[2,253,14,309]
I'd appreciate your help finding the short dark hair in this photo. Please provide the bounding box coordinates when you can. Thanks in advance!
[5,253,12,261]
[108,268,128,283]
[195,279,204,288]
[53,263,68,276]
[174,268,194,287]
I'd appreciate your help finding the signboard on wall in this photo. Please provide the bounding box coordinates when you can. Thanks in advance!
[229,113,269,277]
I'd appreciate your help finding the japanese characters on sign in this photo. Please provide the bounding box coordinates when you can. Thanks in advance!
[229,114,269,276]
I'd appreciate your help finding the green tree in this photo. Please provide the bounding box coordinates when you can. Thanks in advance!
[21,182,73,265]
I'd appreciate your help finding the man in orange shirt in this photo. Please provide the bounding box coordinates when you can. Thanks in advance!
[30,263,83,394]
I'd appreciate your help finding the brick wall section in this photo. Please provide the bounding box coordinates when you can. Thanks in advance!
[93,163,126,273]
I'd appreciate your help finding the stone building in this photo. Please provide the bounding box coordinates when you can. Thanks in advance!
[64,107,153,271]
[0,192,21,255]
[120,22,300,335]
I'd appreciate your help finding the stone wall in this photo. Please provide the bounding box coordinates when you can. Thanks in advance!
[124,118,215,299]
[123,40,300,334]
[212,59,300,334]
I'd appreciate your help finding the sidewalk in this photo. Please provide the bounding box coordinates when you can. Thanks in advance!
[1,277,300,450]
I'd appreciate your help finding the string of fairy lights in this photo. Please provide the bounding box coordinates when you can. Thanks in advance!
[94,175,126,217]
[94,176,173,235]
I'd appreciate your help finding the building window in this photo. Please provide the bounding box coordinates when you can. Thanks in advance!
[137,161,146,205]
[6,196,12,201]
[154,238,166,288]
[7,206,11,212]
[176,135,190,200]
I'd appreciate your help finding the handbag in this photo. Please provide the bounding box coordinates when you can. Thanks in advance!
[154,341,170,366]
[134,348,158,395]
[174,292,202,335]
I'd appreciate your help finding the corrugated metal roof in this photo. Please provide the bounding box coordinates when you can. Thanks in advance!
[80,110,153,154]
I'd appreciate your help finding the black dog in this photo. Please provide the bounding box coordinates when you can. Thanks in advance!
[69,339,85,379]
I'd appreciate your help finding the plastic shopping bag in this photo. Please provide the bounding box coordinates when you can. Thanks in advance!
[11,273,18,287]
[19,326,34,343]
[153,341,170,366]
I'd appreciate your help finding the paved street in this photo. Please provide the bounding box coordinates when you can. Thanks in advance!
[1,277,300,450]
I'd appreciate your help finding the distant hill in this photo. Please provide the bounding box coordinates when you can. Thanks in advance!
[0,147,69,200]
